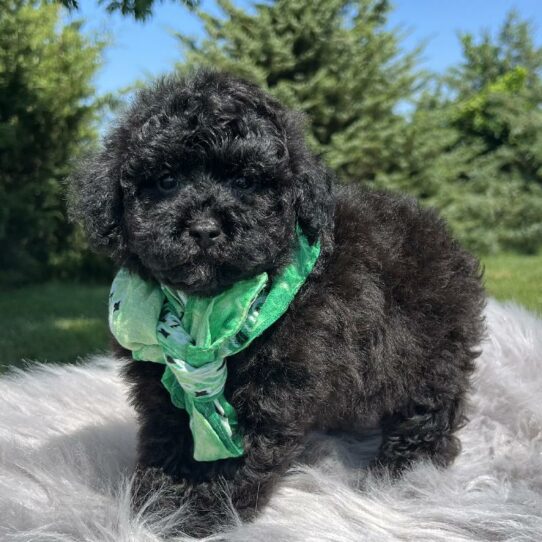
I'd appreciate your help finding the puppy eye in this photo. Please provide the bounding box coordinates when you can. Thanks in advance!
[232,177,254,191]
[157,175,178,193]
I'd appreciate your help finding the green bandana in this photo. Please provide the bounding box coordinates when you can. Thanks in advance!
[109,229,320,462]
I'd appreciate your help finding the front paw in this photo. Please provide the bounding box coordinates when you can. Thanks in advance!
[131,465,185,511]
[131,465,235,537]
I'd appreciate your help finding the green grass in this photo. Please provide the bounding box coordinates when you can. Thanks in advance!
[0,282,109,372]
[0,252,540,371]
[481,252,542,316]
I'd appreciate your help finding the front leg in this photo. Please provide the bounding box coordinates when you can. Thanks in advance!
[131,363,317,536]
[133,421,307,537]
[121,356,199,477]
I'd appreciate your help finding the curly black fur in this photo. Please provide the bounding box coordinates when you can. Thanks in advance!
[69,70,486,536]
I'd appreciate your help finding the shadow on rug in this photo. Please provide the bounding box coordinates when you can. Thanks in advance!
[1,299,541,541]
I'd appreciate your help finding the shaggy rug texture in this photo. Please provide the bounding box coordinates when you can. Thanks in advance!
[1,299,541,541]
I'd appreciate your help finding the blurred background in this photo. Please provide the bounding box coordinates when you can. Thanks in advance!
[1,0,541,372]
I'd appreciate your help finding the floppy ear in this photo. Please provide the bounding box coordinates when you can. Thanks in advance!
[67,151,127,262]
[295,158,335,244]
[275,108,335,244]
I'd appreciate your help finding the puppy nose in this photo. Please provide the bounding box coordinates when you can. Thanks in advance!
[189,218,223,248]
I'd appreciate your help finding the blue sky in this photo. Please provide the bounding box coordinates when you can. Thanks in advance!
[68,0,542,96]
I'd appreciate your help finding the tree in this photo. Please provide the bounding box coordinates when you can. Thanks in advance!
[376,12,542,254]
[58,0,197,20]
[447,11,542,97]
[0,0,106,284]
[176,0,421,183]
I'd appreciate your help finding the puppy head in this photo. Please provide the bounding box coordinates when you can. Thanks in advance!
[69,70,334,295]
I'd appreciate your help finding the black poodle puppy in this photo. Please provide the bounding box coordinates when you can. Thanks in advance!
[69,70,485,536]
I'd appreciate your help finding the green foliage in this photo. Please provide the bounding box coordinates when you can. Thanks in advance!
[177,0,421,182]
[375,11,542,254]
[448,12,542,96]
[0,0,108,285]
[58,0,198,21]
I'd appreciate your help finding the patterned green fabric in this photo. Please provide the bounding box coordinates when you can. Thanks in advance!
[108,229,320,461]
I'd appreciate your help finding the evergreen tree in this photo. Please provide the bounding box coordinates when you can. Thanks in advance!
[448,11,542,96]
[378,12,542,254]
[0,0,105,284]
[57,0,197,21]
[176,0,420,182]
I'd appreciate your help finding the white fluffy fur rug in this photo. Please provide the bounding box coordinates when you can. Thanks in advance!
[1,299,542,541]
